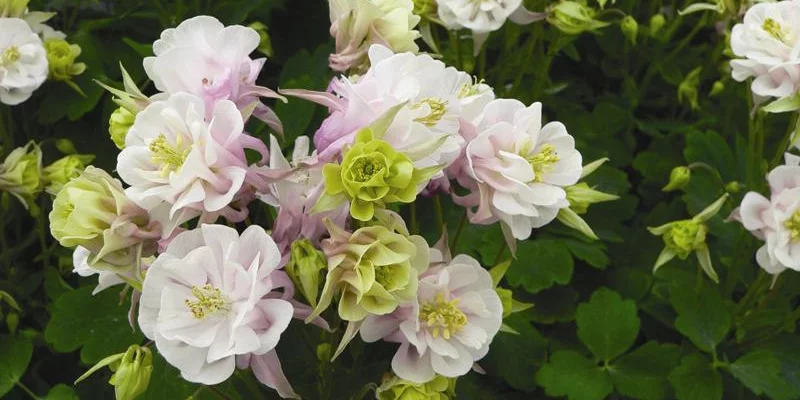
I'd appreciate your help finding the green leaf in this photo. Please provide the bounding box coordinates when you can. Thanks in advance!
[562,238,609,269]
[729,350,798,400]
[529,286,579,324]
[683,130,735,181]
[610,342,681,400]
[45,286,144,364]
[668,353,722,400]
[535,351,613,400]
[669,281,731,353]
[45,384,79,400]
[576,288,640,361]
[506,240,574,294]
[0,334,33,397]
[482,314,547,391]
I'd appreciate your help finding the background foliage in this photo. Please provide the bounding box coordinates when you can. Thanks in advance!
[1,0,799,399]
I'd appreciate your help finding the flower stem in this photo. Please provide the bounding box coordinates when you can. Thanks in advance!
[450,211,467,252]
[410,202,419,234]
[15,382,40,400]
[770,111,800,168]
[433,195,444,237]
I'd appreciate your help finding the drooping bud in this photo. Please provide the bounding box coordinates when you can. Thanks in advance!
[649,14,666,35]
[55,138,77,154]
[621,16,638,45]
[0,141,42,209]
[76,345,153,400]
[709,80,725,97]
[44,38,86,82]
[376,373,457,400]
[109,107,135,149]
[725,181,741,194]
[662,166,691,192]
[42,154,95,194]
[547,1,610,36]
[49,166,160,272]
[285,238,327,308]
[247,22,274,57]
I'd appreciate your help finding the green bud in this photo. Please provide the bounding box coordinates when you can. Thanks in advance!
[376,374,456,400]
[247,22,274,57]
[43,154,95,195]
[109,107,136,149]
[0,0,28,18]
[621,16,638,45]
[55,138,77,154]
[6,311,18,333]
[44,39,86,82]
[709,80,725,97]
[677,67,702,111]
[649,14,666,35]
[662,166,691,192]
[565,182,619,214]
[413,0,437,18]
[725,181,741,193]
[109,345,153,400]
[0,141,42,210]
[547,1,610,36]
[316,343,332,362]
[286,238,327,308]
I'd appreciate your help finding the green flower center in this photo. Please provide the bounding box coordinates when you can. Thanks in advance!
[1,46,20,65]
[527,143,560,181]
[149,134,189,176]
[419,293,468,339]
[457,78,485,98]
[784,209,800,241]
[348,155,386,183]
[412,98,448,126]
[375,264,402,290]
[664,220,706,258]
[763,18,789,42]
[184,284,230,320]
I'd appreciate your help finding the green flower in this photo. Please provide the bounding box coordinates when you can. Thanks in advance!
[0,141,42,209]
[317,128,437,221]
[76,345,153,400]
[49,166,159,271]
[309,217,429,323]
[662,166,692,192]
[547,1,610,36]
[376,374,456,400]
[44,38,86,82]
[648,193,729,283]
[109,107,135,149]
[43,154,95,194]
[286,238,327,308]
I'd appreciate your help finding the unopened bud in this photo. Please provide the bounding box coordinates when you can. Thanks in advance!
[649,14,666,35]
[109,345,153,400]
[621,16,638,45]
[547,1,610,36]
[725,181,741,193]
[109,107,135,150]
[286,239,327,308]
[709,80,725,97]
[565,182,619,214]
[56,138,77,154]
[662,166,692,192]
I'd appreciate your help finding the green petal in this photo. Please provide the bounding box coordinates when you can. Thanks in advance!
[350,198,375,221]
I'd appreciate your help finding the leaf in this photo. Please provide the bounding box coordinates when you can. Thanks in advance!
[535,351,613,400]
[505,240,574,294]
[45,384,79,400]
[0,334,33,397]
[669,281,731,353]
[610,342,681,400]
[729,350,798,400]
[529,286,579,324]
[482,314,547,391]
[668,353,722,400]
[576,288,640,361]
[683,130,735,181]
[45,286,144,364]
[563,238,609,269]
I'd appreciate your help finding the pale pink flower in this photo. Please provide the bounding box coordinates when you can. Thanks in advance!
[0,18,48,105]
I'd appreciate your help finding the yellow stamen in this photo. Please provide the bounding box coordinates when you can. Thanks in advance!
[458,77,486,98]
[349,155,385,182]
[419,293,468,339]
[184,284,230,319]
[412,98,448,126]
[763,18,789,42]
[1,46,20,65]
[527,143,560,182]
[149,134,189,176]
[784,209,800,241]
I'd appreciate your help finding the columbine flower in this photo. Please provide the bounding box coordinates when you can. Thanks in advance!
[546,1,610,36]
[72,246,133,294]
[454,99,583,242]
[327,0,421,72]
[0,141,42,208]
[0,18,48,105]
[730,1,800,100]
[649,193,729,282]
[42,154,94,194]
[285,45,493,171]
[437,0,544,53]
[285,238,327,308]
[0,1,27,18]
[75,344,154,400]
[360,254,503,383]
[43,38,85,82]
[138,224,299,398]
[143,15,285,133]
[375,373,457,400]
[734,154,800,276]
[317,127,438,221]
[117,92,265,235]
[49,166,161,271]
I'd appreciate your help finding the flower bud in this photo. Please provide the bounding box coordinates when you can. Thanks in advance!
[44,38,86,82]
[247,22,273,57]
[49,166,160,271]
[376,373,456,400]
[709,80,725,97]
[565,182,619,214]
[286,238,326,308]
[109,107,135,149]
[547,1,610,36]
[55,138,77,154]
[725,181,741,193]
[43,154,94,194]
[678,67,702,110]
[662,166,691,192]
[649,14,666,35]
[0,0,28,18]
[0,141,42,209]
[109,345,153,400]
[621,16,638,45]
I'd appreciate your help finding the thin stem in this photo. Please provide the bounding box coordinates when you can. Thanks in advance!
[450,211,468,252]
[410,202,419,234]
[509,33,537,97]
[735,269,768,315]
[433,195,444,237]
[36,199,50,270]
[493,240,507,266]
[448,30,463,70]
[203,385,233,400]
[15,382,40,400]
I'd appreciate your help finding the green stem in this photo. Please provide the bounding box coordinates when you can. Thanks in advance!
[15,382,40,400]
[735,269,768,315]
[770,111,800,168]
[410,202,419,234]
[493,240,508,266]
[36,199,50,270]
[509,33,537,97]
[448,30,463,70]
[203,385,233,400]
[433,195,444,237]
[450,211,467,252]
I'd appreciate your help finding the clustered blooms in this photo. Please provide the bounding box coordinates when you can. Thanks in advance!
[0,1,86,105]
[43,8,619,400]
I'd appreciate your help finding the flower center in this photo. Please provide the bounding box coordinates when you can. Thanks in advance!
[412,98,448,126]
[419,293,468,339]
[784,209,800,241]
[375,264,402,290]
[349,155,385,183]
[458,77,485,98]
[184,284,230,319]
[762,18,790,42]
[1,46,20,65]
[664,220,707,258]
[527,143,560,181]
[149,134,189,176]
